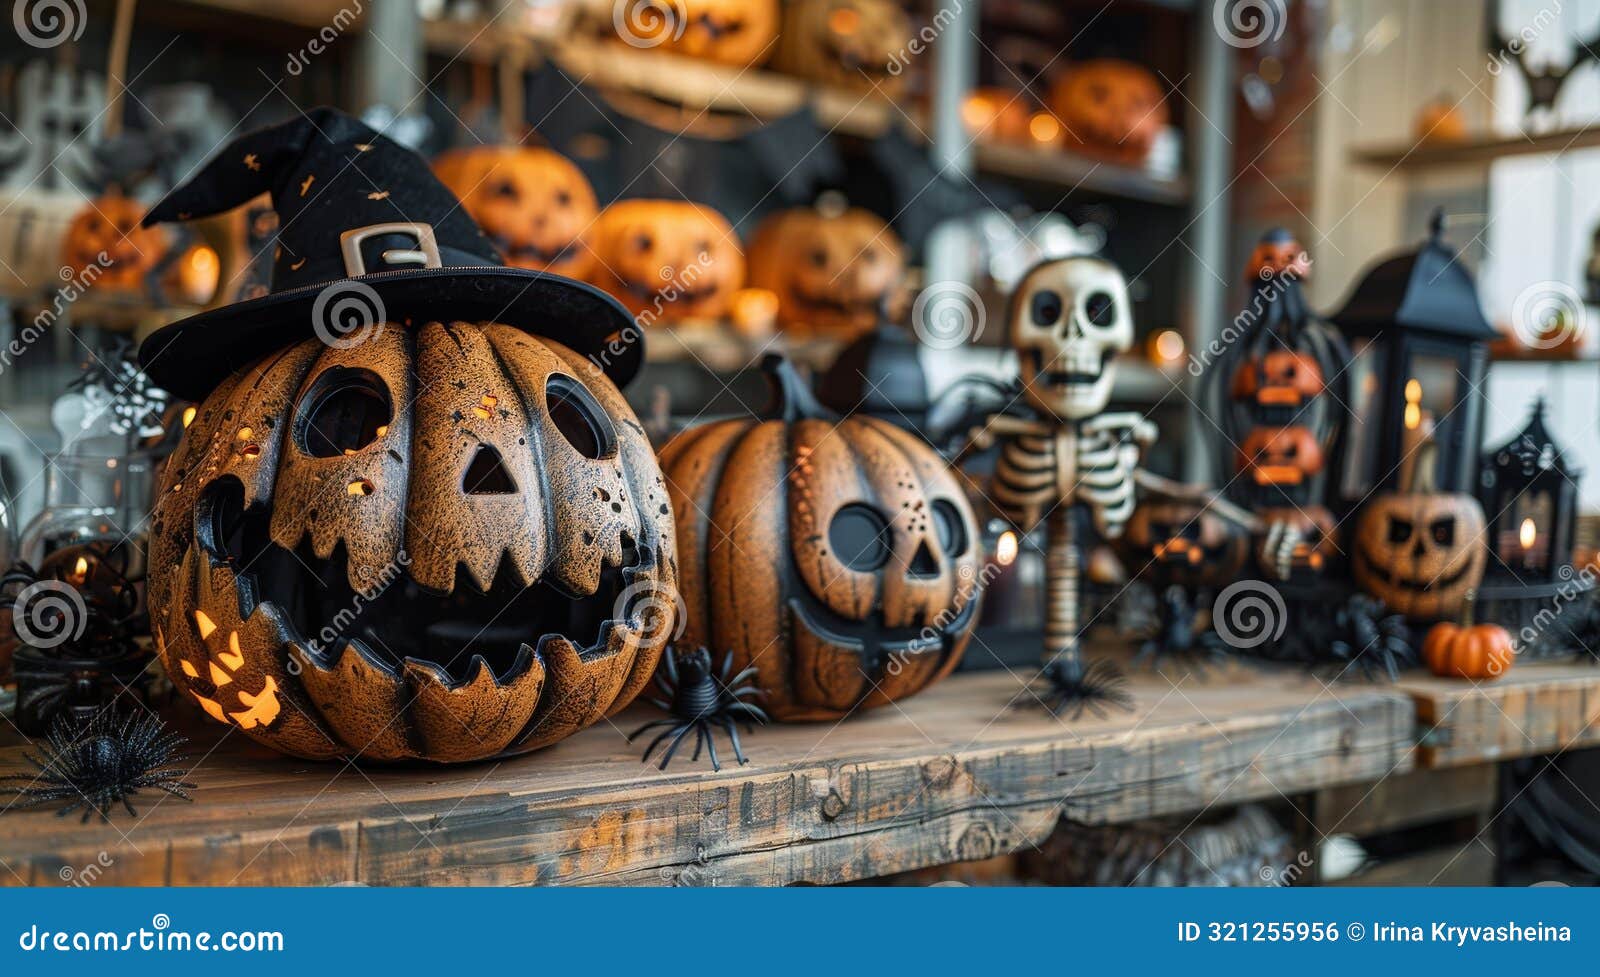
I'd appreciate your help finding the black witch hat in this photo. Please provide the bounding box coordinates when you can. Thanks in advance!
[136,108,638,401]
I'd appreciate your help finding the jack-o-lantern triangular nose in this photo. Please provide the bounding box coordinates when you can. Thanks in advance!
[1411,538,1427,559]
[908,539,939,578]
[463,444,516,494]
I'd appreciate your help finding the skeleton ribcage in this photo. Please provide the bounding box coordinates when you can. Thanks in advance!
[992,433,1058,532]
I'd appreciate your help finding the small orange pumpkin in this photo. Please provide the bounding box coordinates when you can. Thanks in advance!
[1413,97,1468,145]
[433,146,599,279]
[587,199,745,323]
[60,193,168,292]
[746,205,905,339]
[1423,622,1515,680]
[1048,59,1168,165]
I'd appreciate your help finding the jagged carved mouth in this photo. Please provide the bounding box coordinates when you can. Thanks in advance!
[490,234,579,267]
[618,276,720,307]
[1355,544,1473,593]
[791,287,884,317]
[787,592,978,657]
[199,478,643,688]
[823,38,892,78]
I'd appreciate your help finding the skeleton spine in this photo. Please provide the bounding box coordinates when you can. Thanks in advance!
[1045,506,1081,667]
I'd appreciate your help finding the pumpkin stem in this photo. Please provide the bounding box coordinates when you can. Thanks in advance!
[760,353,834,423]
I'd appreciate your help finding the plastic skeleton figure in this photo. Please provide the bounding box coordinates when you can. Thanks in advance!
[968,257,1156,715]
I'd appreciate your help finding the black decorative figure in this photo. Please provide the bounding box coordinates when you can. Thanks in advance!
[1325,595,1417,682]
[1,710,195,822]
[628,647,768,771]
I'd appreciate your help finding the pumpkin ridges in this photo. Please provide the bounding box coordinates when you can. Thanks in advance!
[791,417,880,620]
[662,418,756,655]
[709,421,792,706]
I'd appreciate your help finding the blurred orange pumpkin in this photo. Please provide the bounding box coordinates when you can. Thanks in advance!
[433,146,599,279]
[1423,622,1515,680]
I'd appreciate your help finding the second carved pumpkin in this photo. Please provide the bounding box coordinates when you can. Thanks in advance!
[660,355,981,721]
[773,0,912,95]
[1049,59,1169,165]
[587,199,745,323]
[433,146,599,279]
[60,193,168,292]
[747,205,905,339]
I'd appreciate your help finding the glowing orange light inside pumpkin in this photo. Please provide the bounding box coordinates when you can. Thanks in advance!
[828,7,860,35]
[473,394,498,420]
[348,479,375,496]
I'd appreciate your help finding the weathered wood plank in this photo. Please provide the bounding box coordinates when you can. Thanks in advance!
[1400,663,1600,768]
[1313,765,1496,838]
[0,665,1414,886]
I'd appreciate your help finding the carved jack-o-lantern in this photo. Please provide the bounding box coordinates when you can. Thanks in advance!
[660,355,981,721]
[1120,500,1250,587]
[587,199,745,322]
[747,206,905,339]
[773,0,912,95]
[620,0,780,68]
[433,147,599,279]
[1230,351,1325,409]
[1352,448,1487,622]
[1236,425,1323,487]
[1048,59,1168,165]
[60,194,168,292]
[148,323,676,762]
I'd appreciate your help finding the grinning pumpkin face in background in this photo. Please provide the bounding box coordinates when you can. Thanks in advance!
[747,206,905,339]
[148,322,676,762]
[60,194,168,292]
[773,0,912,95]
[586,199,745,323]
[1048,59,1169,165]
[619,0,780,67]
[1120,500,1250,587]
[1236,425,1324,487]
[433,147,599,279]
[1352,491,1486,622]
[1230,350,1325,409]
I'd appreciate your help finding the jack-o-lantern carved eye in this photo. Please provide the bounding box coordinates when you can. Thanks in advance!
[1030,289,1062,327]
[295,368,392,458]
[1430,517,1456,547]
[828,503,891,572]
[554,188,572,207]
[1085,290,1117,327]
[810,248,829,268]
[1089,82,1110,102]
[492,179,518,200]
[1387,516,1414,545]
[632,232,654,253]
[696,239,712,259]
[546,374,617,460]
[932,499,968,558]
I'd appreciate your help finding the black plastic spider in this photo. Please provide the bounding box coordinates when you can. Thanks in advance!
[628,647,768,772]
[1030,656,1134,720]
[1,710,195,823]
[1325,594,1416,682]
[1526,589,1600,664]
[1134,586,1231,674]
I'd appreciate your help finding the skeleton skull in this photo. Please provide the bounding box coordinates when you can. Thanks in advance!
[1009,257,1133,420]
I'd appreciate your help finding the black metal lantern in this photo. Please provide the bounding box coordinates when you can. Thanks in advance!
[1479,399,1579,581]
[1329,211,1497,504]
